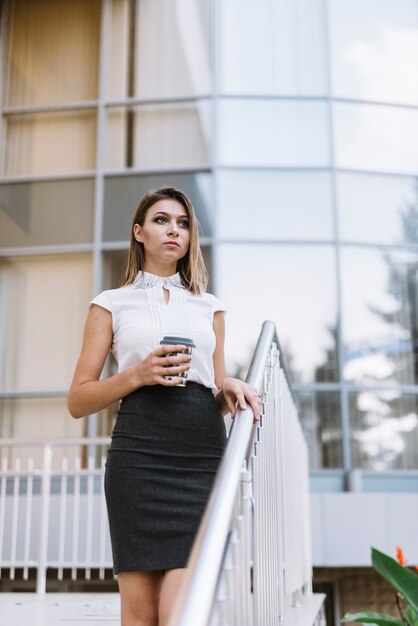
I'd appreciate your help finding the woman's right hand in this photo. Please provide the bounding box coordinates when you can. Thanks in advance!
[135,344,192,387]
[68,305,192,418]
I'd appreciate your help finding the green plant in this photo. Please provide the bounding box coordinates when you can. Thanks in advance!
[341,547,418,626]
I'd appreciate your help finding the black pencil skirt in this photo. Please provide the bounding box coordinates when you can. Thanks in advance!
[104,382,227,573]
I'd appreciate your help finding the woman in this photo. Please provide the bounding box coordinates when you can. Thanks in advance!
[68,187,261,626]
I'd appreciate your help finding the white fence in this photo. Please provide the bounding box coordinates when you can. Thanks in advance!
[0,438,113,594]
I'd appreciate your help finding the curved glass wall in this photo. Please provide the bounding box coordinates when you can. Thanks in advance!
[216,0,418,472]
[1,0,418,473]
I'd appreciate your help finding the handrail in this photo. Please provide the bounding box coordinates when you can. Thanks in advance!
[168,320,277,626]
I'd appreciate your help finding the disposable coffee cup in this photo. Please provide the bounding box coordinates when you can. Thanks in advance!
[160,336,195,386]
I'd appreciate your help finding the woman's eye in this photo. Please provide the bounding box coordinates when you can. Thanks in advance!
[155,216,167,223]
[179,220,189,228]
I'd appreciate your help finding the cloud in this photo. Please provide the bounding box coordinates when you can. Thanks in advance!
[344,28,418,103]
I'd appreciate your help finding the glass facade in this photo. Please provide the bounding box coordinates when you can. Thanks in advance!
[1,0,418,474]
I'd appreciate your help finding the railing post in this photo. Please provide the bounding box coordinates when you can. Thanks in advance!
[36,443,52,596]
[274,348,286,624]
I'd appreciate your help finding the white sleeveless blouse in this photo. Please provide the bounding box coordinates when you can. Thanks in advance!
[90,271,226,392]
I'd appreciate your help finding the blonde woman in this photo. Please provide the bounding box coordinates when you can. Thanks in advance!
[68,187,261,626]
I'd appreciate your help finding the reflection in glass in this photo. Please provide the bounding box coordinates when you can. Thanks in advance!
[107,0,130,99]
[334,103,418,175]
[0,398,87,470]
[134,0,211,99]
[329,0,418,105]
[0,179,94,247]
[341,246,418,386]
[133,101,211,169]
[218,99,329,167]
[296,391,342,469]
[3,110,97,176]
[106,107,130,171]
[218,244,338,383]
[0,254,92,391]
[106,102,211,170]
[103,250,130,290]
[5,0,100,106]
[337,173,418,245]
[104,172,213,241]
[0,397,84,448]
[350,391,418,469]
[218,170,333,240]
[219,0,326,96]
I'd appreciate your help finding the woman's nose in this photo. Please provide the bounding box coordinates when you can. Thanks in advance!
[168,221,179,235]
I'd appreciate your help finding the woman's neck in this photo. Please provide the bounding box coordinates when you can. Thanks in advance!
[142,262,177,277]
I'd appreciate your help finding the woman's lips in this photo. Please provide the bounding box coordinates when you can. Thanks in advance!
[164,241,179,248]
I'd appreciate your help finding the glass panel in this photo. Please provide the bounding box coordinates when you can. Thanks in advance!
[341,247,418,386]
[334,103,418,175]
[5,0,100,106]
[218,170,334,240]
[337,173,418,245]
[104,172,213,241]
[220,0,327,96]
[0,254,92,391]
[350,391,418,469]
[3,110,97,176]
[296,390,343,469]
[137,101,211,169]
[107,0,130,99]
[218,100,329,167]
[103,251,130,290]
[0,179,94,247]
[106,107,129,170]
[134,0,211,98]
[0,398,89,470]
[0,397,84,442]
[106,102,211,170]
[218,244,339,383]
[329,0,418,105]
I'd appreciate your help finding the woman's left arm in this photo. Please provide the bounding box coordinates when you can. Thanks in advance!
[212,311,261,421]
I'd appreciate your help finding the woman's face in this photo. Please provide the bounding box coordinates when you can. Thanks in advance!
[133,199,190,271]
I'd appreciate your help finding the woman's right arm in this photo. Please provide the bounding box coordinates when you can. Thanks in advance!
[67,304,191,419]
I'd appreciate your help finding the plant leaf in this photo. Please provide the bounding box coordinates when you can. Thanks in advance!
[341,611,404,625]
[407,605,418,626]
[372,548,418,614]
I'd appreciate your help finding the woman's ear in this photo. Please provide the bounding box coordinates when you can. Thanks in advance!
[133,223,143,242]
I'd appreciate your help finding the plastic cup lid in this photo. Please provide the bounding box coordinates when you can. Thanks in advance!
[160,336,195,348]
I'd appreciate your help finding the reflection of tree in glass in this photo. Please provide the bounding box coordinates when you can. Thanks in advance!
[303,324,342,468]
[369,200,418,384]
[230,340,301,385]
[352,196,418,469]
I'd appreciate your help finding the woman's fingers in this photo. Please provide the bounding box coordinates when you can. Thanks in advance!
[161,353,191,366]
[247,387,262,419]
[236,389,247,411]
[223,380,262,421]
[157,344,186,356]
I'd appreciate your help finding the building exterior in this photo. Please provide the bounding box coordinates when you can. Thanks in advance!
[1,0,418,622]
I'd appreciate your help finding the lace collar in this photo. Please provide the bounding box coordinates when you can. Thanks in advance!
[133,271,184,290]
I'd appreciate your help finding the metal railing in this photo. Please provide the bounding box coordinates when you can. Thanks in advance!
[168,321,314,626]
[0,321,318,624]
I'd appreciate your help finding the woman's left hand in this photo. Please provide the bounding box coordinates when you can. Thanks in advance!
[221,377,262,422]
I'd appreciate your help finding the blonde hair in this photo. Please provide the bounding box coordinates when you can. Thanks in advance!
[123,186,208,295]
